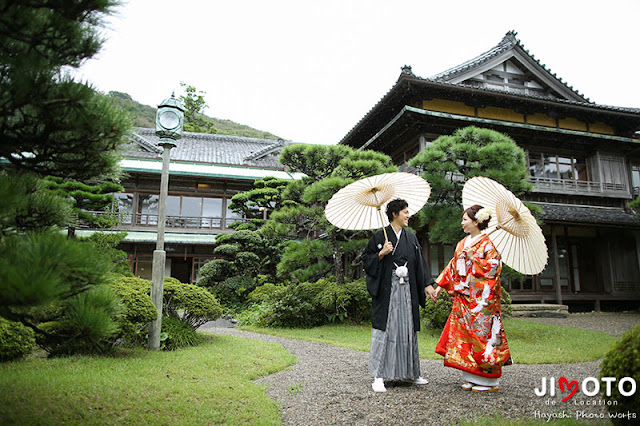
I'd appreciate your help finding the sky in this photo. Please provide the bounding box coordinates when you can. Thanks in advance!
[77,0,640,145]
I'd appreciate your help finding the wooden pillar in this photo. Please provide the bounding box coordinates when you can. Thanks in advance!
[551,226,563,305]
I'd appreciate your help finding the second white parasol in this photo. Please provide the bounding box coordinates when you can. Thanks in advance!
[462,176,548,275]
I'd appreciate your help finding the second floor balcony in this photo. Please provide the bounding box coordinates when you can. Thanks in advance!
[79,210,249,233]
[529,176,630,198]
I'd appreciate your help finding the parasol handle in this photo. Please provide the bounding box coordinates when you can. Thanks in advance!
[469,225,501,248]
[377,207,388,243]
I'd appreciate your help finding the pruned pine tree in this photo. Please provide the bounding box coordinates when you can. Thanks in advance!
[408,126,534,244]
[269,144,396,285]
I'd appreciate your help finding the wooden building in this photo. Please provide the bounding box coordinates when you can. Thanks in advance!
[77,129,302,284]
[340,31,640,309]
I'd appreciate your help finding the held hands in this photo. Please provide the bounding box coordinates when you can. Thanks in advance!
[425,285,443,302]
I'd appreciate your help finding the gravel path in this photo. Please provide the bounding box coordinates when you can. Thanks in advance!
[200,313,639,425]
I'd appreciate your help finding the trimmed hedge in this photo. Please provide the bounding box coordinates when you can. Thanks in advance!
[108,275,222,349]
[109,276,157,346]
[599,324,640,423]
[239,278,371,328]
[163,277,223,328]
[0,317,36,362]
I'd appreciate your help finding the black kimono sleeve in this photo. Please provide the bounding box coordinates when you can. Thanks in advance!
[362,230,385,297]
[411,233,434,308]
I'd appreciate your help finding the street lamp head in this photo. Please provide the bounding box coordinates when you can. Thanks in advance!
[156,93,185,146]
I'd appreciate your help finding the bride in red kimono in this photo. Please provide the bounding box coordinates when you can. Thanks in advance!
[433,204,512,393]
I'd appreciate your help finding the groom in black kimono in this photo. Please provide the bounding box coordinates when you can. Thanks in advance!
[363,198,436,392]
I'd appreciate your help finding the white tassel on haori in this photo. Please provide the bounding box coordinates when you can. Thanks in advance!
[394,262,408,284]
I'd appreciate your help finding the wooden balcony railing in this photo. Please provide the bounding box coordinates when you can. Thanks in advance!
[529,177,629,196]
[79,211,248,230]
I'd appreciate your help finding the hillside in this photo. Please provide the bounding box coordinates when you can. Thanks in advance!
[107,91,283,140]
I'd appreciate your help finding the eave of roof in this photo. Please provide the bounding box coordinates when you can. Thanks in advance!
[405,74,640,115]
[120,158,305,181]
[534,202,640,227]
[359,106,640,151]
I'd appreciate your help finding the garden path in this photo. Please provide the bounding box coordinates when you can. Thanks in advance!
[200,313,639,425]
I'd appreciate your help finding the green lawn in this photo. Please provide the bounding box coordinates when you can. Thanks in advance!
[0,333,296,425]
[241,317,619,364]
[0,320,620,425]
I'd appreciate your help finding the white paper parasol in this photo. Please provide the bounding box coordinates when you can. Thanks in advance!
[462,176,548,275]
[325,172,431,241]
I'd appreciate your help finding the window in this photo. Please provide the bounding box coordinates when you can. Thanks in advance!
[539,243,570,289]
[135,194,238,228]
[113,193,134,224]
[632,165,640,197]
[528,152,588,181]
[138,194,159,225]
[226,202,243,227]
[202,198,223,227]
[192,257,213,284]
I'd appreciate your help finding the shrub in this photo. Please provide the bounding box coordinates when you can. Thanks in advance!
[500,285,513,317]
[0,317,36,362]
[240,278,371,328]
[163,277,223,328]
[109,275,157,346]
[38,286,122,356]
[209,275,256,312]
[196,259,235,287]
[236,301,273,327]
[315,278,370,324]
[265,284,319,328]
[246,282,284,303]
[161,315,203,351]
[421,288,453,329]
[599,324,640,423]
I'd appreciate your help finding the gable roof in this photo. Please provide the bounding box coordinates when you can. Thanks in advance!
[123,128,292,169]
[430,31,589,103]
[340,32,640,147]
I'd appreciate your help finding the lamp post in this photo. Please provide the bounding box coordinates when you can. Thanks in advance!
[148,93,184,350]
[259,206,268,220]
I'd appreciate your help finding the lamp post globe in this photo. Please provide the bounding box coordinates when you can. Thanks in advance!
[156,94,185,143]
[148,93,184,350]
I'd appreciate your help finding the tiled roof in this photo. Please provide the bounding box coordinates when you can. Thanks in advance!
[536,202,640,226]
[340,36,640,146]
[123,128,292,169]
[430,30,590,102]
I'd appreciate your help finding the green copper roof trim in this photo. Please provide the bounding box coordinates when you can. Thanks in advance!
[121,166,277,181]
[120,157,304,181]
[360,106,640,150]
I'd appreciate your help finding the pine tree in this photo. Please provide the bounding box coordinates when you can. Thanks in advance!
[0,0,131,180]
[270,144,396,285]
[408,126,534,243]
[179,83,218,134]
[0,1,130,355]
